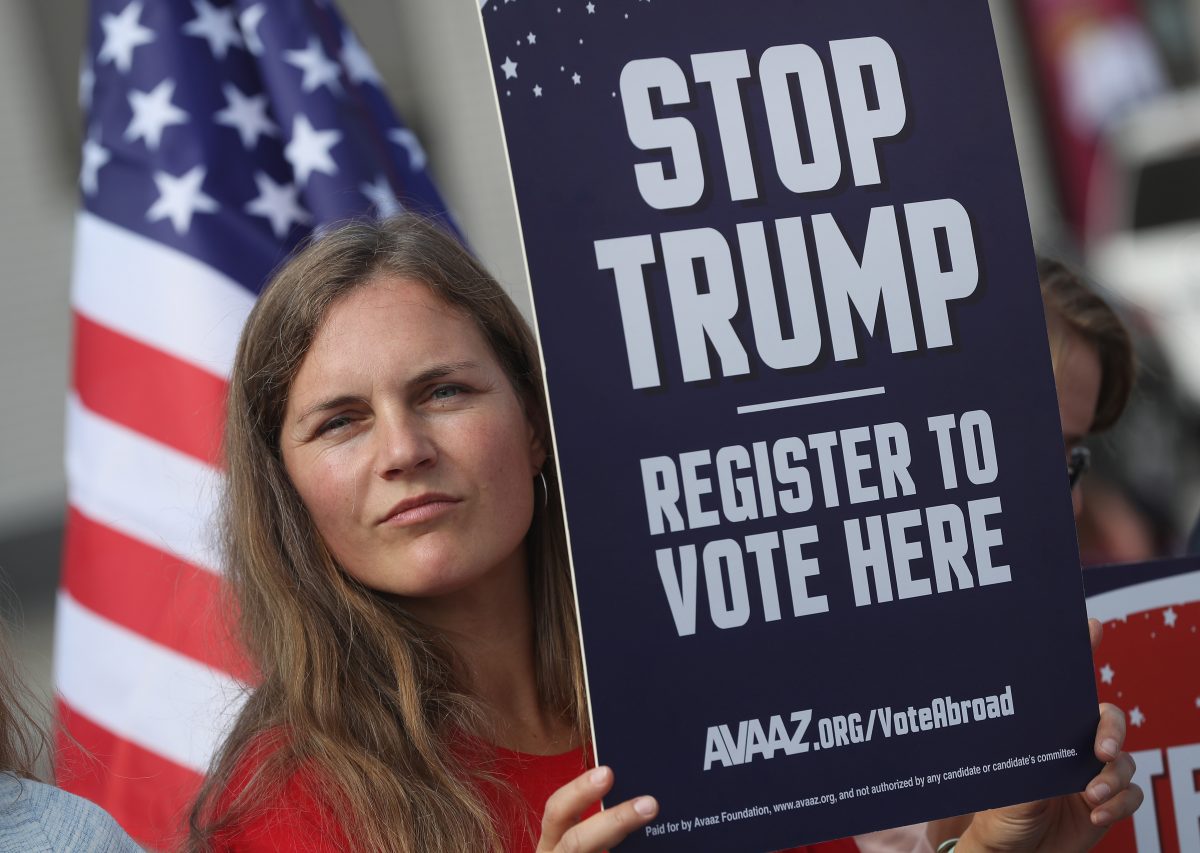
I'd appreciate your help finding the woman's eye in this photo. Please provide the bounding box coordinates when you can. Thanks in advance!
[316,415,353,436]
[430,384,463,401]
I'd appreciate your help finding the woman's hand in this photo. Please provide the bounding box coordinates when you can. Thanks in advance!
[536,766,658,853]
[956,620,1143,852]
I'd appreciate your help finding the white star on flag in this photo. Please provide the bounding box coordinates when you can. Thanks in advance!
[501,56,518,79]
[215,83,278,149]
[360,175,402,218]
[182,0,243,60]
[245,171,310,238]
[98,0,155,73]
[239,4,267,56]
[285,36,343,95]
[586,1,596,12]
[1129,706,1146,727]
[388,128,427,171]
[125,79,189,150]
[340,31,381,86]
[527,32,537,44]
[79,133,111,196]
[533,84,543,97]
[79,60,95,110]
[1099,664,1114,685]
[285,115,342,185]
[572,72,581,85]
[146,165,219,234]
[1164,607,1178,627]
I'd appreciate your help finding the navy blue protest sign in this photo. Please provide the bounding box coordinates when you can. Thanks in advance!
[477,2,1100,849]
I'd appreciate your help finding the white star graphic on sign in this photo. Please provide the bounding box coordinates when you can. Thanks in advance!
[98,1,155,73]
[572,72,581,85]
[183,0,242,59]
[533,84,543,97]
[527,32,537,44]
[285,115,342,185]
[1164,607,1178,627]
[340,31,381,86]
[1129,706,1146,727]
[361,175,402,218]
[80,132,111,195]
[286,37,343,95]
[501,56,518,79]
[388,128,427,171]
[125,79,189,149]
[239,4,266,55]
[147,166,218,234]
[79,60,95,110]
[215,83,277,149]
[1099,664,1114,685]
[586,1,596,12]
[245,171,310,238]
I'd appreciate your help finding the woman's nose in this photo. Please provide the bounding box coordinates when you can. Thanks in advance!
[374,410,436,478]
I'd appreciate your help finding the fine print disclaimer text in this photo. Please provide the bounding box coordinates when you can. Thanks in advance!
[645,745,1080,839]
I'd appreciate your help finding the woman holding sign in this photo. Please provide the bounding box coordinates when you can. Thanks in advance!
[187,216,1140,853]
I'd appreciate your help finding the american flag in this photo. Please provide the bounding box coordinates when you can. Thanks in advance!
[58,0,454,845]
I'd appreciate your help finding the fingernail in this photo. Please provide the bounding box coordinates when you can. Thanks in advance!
[634,796,657,817]
[1092,810,1110,826]
[1100,739,1119,758]
[1088,782,1111,803]
[590,767,609,786]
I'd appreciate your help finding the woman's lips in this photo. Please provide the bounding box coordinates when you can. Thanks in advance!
[378,495,461,527]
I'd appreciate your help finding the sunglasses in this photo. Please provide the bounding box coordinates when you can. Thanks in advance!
[1067,446,1091,489]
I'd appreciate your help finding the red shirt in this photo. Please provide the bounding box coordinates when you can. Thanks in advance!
[211,741,859,852]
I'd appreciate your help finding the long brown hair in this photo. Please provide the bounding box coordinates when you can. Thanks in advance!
[0,608,48,779]
[187,215,585,852]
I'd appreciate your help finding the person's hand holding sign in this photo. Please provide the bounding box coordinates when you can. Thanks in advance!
[955,620,1143,852]
[536,766,658,853]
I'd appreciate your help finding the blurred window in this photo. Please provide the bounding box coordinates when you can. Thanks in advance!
[1132,150,1200,229]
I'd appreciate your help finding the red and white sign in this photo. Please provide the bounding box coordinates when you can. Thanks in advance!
[1087,562,1200,852]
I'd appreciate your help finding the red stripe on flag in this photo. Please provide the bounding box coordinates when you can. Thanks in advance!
[56,698,203,849]
[72,311,227,467]
[62,507,255,683]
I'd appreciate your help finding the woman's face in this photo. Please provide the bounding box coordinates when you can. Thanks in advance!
[280,275,545,599]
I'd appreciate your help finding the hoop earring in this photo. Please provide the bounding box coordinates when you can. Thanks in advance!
[536,470,549,509]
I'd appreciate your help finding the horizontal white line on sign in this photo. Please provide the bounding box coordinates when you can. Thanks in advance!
[54,591,246,774]
[66,393,223,574]
[70,211,254,380]
[1086,570,1200,623]
[737,386,887,414]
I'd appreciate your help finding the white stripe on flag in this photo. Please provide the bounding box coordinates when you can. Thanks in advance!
[66,393,223,574]
[54,591,246,774]
[71,211,255,379]
[1086,570,1200,623]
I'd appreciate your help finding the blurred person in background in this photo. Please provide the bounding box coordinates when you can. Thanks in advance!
[1038,257,1149,564]
[0,611,139,851]
[927,257,1142,847]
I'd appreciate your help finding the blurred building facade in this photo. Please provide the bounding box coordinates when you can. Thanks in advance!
[0,0,1198,709]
